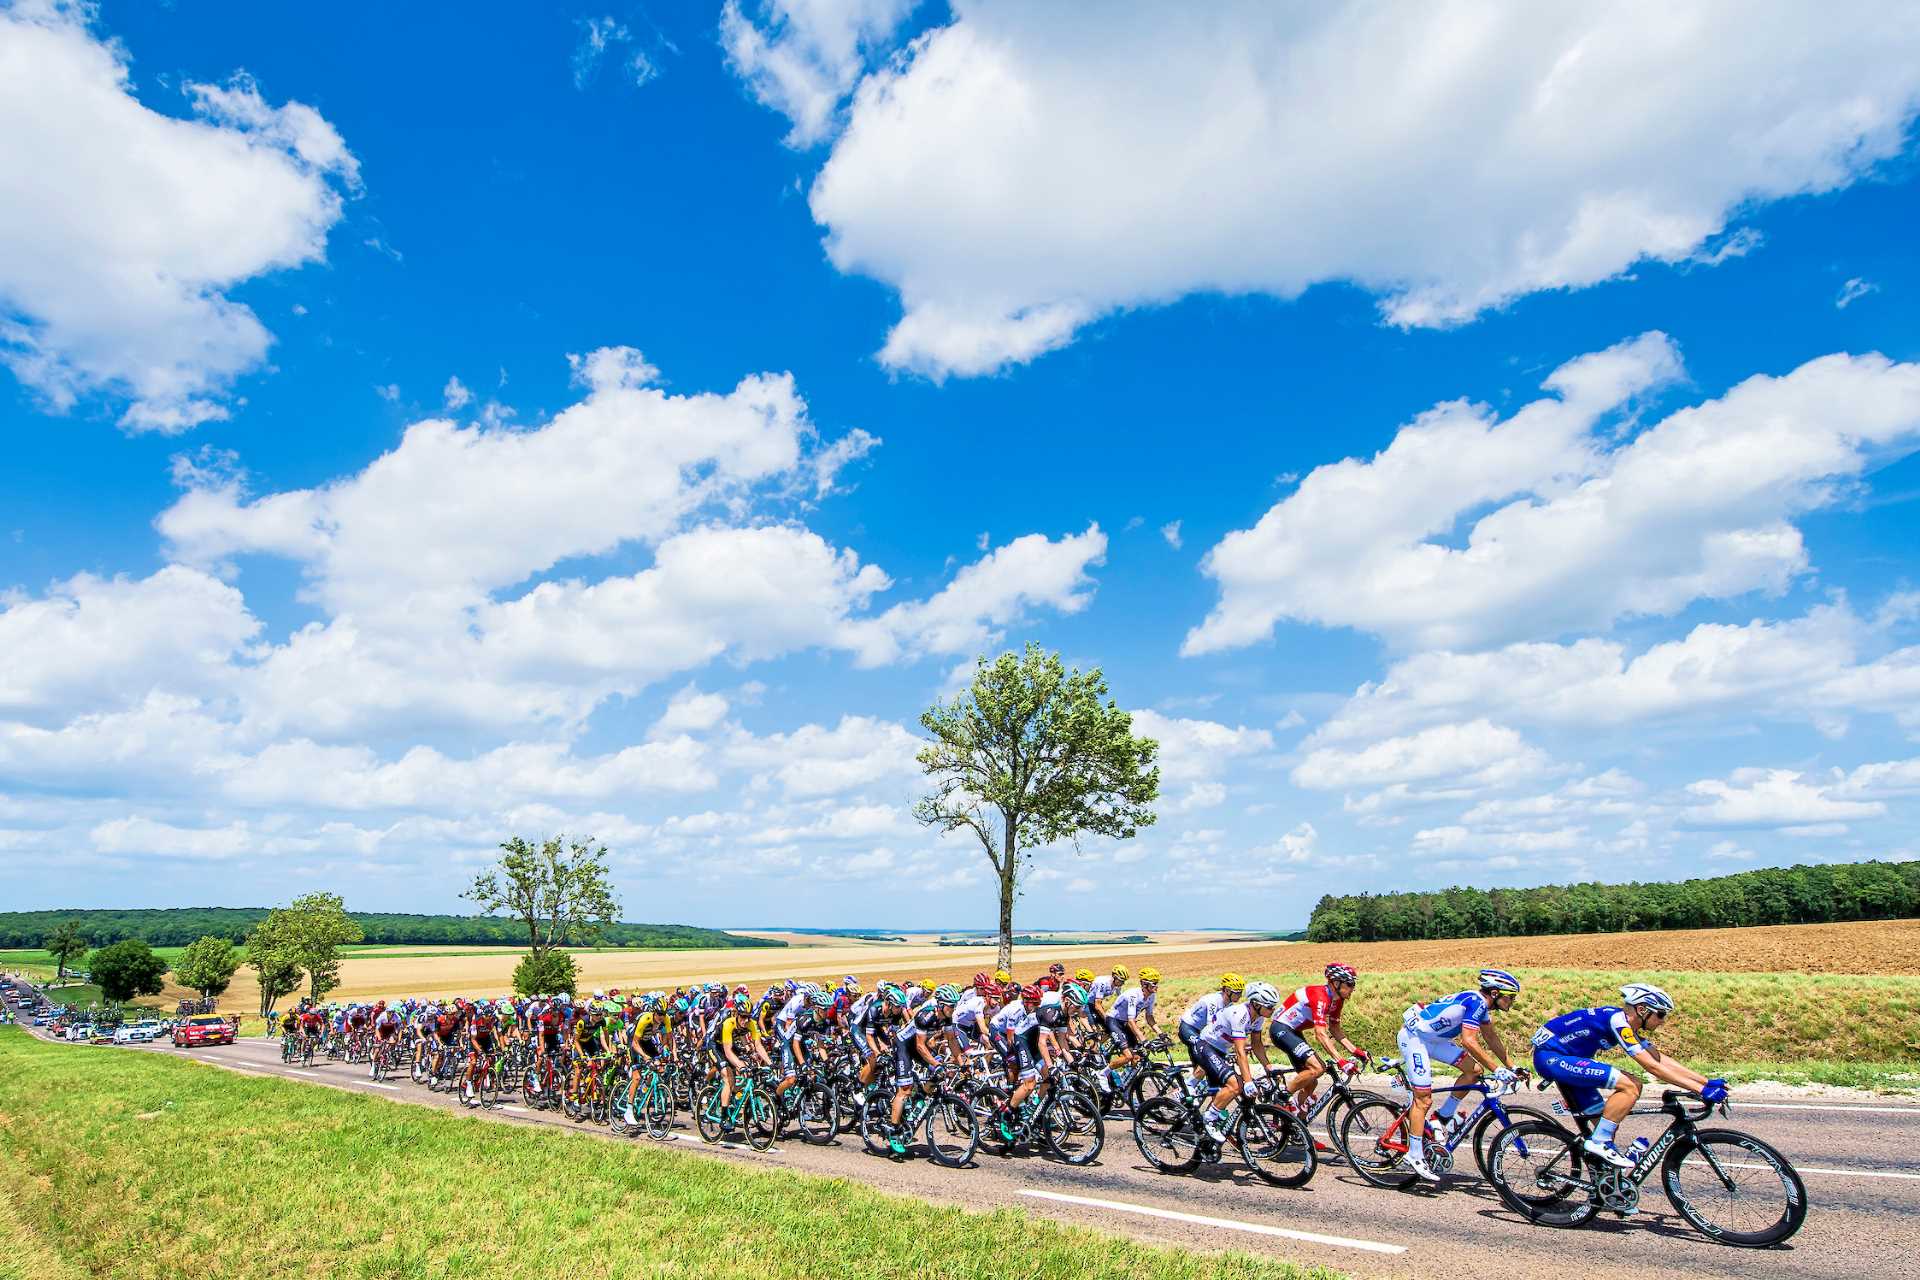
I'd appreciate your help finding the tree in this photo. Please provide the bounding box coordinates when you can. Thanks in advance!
[463,836,619,960]
[244,911,306,1017]
[173,935,242,999]
[284,891,363,1000]
[44,920,89,982]
[512,949,578,998]
[914,644,1159,972]
[90,939,168,1003]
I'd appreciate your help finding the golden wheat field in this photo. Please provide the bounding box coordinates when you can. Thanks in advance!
[175,918,1920,1014]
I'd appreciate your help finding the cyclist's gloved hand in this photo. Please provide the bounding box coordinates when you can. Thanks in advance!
[1492,1067,1517,1086]
[1702,1078,1729,1104]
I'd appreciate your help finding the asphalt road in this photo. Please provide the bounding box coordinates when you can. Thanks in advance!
[65,1029,1911,1280]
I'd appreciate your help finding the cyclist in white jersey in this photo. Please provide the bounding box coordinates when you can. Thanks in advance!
[1085,965,1128,1023]
[1396,968,1522,1181]
[1177,973,1245,1057]
[1193,982,1280,1142]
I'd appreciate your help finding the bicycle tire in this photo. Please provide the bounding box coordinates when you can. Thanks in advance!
[1662,1127,1808,1247]
[1041,1088,1104,1166]
[1336,1096,1416,1188]
[1132,1097,1203,1173]
[971,1084,1017,1158]
[1240,1101,1315,1188]
[793,1080,839,1145]
[694,1082,725,1144]
[925,1090,982,1168]
[1472,1102,1561,1182]
[1485,1120,1597,1228]
[643,1084,675,1139]
[1323,1087,1388,1151]
[745,1091,779,1152]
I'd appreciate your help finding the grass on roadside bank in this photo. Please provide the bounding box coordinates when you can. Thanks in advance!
[0,1029,1340,1280]
[1155,967,1920,1092]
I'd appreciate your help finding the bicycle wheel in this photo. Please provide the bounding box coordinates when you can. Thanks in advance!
[1336,1096,1416,1188]
[1132,1097,1203,1173]
[1127,1066,1179,1114]
[792,1080,840,1145]
[1040,1089,1104,1166]
[1662,1128,1807,1247]
[643,1083,675,1139]
[745,1091,779,1152]
[1240,1102,1315,1187]
[695,1082,725,1144]
[925,1090,982,1168]
[858,1086,897,1156]
[1323,1088,1387,1151]
[1485,1121,1597,1228]
[1471,1103,1559,1182]
[971,1084,1016,1158]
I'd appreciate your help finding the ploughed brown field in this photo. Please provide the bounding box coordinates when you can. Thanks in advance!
[175,917,1920,1014]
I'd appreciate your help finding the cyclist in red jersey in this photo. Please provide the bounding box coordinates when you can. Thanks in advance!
[1272,963,1366,1112]
[463,999,498,1097]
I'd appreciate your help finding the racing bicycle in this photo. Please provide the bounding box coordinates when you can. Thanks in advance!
[1339,1061,1552,1187]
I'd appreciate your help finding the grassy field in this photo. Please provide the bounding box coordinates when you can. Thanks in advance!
[1150,968,1920,1088]
[0,1029,1333,1280]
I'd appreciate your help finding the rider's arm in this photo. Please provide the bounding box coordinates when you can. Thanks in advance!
[1458,1024,1511,1073]
[1326,1016,1361,1059]
[1627,1043,1710,1093]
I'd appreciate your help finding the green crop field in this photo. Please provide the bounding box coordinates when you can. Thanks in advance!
[0,1029,1335,1280]
[1155,967,1920,1090]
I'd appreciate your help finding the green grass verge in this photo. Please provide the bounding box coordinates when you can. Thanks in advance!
[0,1029,1338,1280]
[1156,967,1920,1090]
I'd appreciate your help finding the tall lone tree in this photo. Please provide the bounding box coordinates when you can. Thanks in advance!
[464,836,619,963]
[44,920,89,982]
[915,644,1159,972]
[244,911,306,1017]
[285,892,363,1000]
[173,935,243,1000]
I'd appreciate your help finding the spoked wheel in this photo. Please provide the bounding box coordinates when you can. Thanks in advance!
[1240,1101,1315,1187]
[793,1080,841,1145]
[1133,1097,1203,1173]
[643,1086,676,1139]
[1663,1129,1808,1247]
[1323,1089,1387,1156]
[858,1087,897,1156]
[971,1084,1016,1158]
[695,1083,726,1144]
[744,1091,779,1152]
[1128,1067,1180,1114]
[1472,1104,1559,1182]
[1485,1121,1598,1227]
[1040,1088,1104,1166]
[925,1090,982,1168]
[1337,1097,1417,1188]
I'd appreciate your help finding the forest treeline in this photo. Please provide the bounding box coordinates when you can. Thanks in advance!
[0,908,781,951]
[1306,859,1920,942]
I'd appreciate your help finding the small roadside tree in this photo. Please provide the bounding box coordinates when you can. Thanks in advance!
[90,939,168,1003]
[464,835,619,972]
[45,920,90,982]
[284,892,363,1000]
[512,950,578,998]
[914,644,1160,972]
[173,935,243,999]
[244,911,307,1017]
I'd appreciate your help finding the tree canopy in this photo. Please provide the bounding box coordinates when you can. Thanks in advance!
[89,939,168,1003]
[43,920,89,981]
[463,836,620,959]
[173,935,243,998]
[915,644,1158,969]
[1306,859,1920,941]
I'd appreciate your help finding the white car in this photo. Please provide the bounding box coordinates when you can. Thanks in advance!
[65,1024,94,1041]
[115,1021,164,1043]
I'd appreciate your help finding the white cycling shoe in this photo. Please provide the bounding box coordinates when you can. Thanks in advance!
[1582,1137,1635,1169]
[1404,1154,1441,1183]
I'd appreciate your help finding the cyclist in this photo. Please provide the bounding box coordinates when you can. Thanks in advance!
[715,993,769,1117]
[1396,969,1524,1182]
[1273,963,1366,1113]
[462,998,499,1096]
[953,972,994,1060]
[428,1000,463,1082]
[1105,966,1161,1090]
[1194,981,1279,1142]
[1531,983,1728,1169]
[1086,964,1129,1025]
[885,983,956,1153]
[621,994,675,1125]
[568,999,607,1101]
[1178,973,1245,1059]
[370,1000,403,1076]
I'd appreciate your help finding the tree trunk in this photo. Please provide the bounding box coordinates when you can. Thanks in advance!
[997,823,1018,974]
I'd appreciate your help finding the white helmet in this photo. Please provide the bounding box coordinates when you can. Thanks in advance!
[1620,983,1675,1013]
[1245,981,1280,1008]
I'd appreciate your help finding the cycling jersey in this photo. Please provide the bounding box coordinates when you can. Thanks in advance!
[1197,1000,1265,1052]
[1178,992,1227,1034]
[1275,983,1344,1032]
[908,1005,946,1039]
[1533,1006,1650,1059]
[1087,975,1117,1008]
[719,1015,759,1054]
[1404,991,1489,1040]
[953,991,988,1033]
[1110,984,1155,1022]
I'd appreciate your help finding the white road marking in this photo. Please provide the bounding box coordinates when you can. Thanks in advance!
[1727,1162,1920,1181]
[364,1082,400,1090]
[1737,1102,1920,1115]
[1017,1190,1406,1255]
[501,1105,530,1114]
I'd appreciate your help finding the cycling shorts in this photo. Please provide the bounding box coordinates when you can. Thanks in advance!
[1176,1024,1201,1057]
[1193,1040,1235,1090]
[1395,1024,1463,1090]
[1268,1022,1316,1069]
[891,1032,919,1083]
[1532,1048,1617,1116]
[1105,1014,1140,1050]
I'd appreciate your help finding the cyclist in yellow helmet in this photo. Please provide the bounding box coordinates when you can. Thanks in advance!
[1176,973,1246,1058]
[1101,966,1163,1098]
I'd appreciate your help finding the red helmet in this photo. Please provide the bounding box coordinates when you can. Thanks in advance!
[1035,975,1060,992]
[1021,984,1042,1004]
[1001,980,1023,1000]
[374,1001,386,1012]
[973,971,993,990]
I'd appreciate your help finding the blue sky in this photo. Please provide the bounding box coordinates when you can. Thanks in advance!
[3,1,1919,928]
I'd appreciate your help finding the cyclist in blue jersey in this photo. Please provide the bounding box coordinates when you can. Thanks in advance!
[1395,968,1523,1181]
[1531,983,1727,1169]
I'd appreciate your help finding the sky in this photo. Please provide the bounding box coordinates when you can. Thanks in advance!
[3,0,1919,929]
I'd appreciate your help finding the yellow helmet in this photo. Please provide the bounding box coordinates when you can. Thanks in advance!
[1139,967,1161,984]
[919,977,936,991]
[1112,965,1130,982]
[993,968,1012,985]
[1074,968,1095,983]
[1220,972,1246,993]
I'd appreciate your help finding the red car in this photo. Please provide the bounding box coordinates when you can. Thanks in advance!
[172,1015,236,1047]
